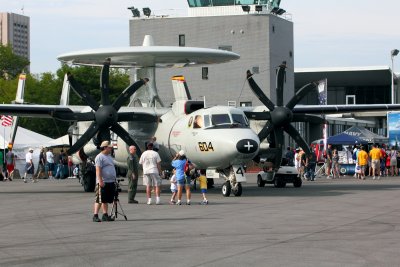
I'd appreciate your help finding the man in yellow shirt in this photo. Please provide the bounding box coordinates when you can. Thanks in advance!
[369,144,382,179]
[357,146,368,180]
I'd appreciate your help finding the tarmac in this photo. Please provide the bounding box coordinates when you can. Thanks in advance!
[0,174,400,267]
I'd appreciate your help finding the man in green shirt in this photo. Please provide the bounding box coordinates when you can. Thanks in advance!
[127,145,139,204]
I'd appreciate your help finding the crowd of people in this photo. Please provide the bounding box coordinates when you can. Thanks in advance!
[1,146,74,182]
[285,142,400,182]
[92,136,210,223]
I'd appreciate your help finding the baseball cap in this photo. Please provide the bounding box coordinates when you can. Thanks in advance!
[100,141,112,148]
[29,147,33,152]
[178,150,185,156]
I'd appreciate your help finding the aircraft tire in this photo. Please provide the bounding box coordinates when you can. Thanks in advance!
[232,183,242,196]
[83,171,96,192]
[257,175,266,187]
[222,181,231,197]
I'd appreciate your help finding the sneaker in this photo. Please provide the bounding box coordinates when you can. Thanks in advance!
[200,200,208,205]
[92,215,101,222]
[378,176,381,180]
[186,200,191,205]
[169,200,176,205]
[101,214,115,222]
[156,199,161,205]
[373,176,376,180]
[147,199,152,205]
[176,201,182,205]
[23,179,27,183]
[128,200,139,204]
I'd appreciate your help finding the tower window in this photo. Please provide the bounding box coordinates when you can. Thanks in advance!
[179,34,185,47]
[202,67,208,80]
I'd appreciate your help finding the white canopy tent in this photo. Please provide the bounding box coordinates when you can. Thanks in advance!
[0,126,55,174]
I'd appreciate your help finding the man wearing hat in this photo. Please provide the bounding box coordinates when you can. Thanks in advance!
[24,147,35,183]
[92,141,116,222]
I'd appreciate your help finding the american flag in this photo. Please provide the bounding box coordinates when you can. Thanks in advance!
[1,115,13,127]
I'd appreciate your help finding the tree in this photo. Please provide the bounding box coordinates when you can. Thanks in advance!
[0,44,30,79]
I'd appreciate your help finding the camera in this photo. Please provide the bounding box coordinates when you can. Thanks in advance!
[115,178,124,193]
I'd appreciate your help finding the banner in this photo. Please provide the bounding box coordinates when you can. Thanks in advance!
[317,79,328,152]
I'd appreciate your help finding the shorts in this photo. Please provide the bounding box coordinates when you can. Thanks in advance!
[6,164,14,174]
[171,188,178,193]
[25,163,34,174]
[371,159,380,169]
[143,173,162,186]
[201,189,207,193]
[177,177,191,186]
[95,182,116,204]
[47,163,55,172]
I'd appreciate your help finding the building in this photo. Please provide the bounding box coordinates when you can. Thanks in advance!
[295,66,398,140]
[0,12,30,61]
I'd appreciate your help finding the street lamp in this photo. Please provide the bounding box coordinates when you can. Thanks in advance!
[391,49,399,104]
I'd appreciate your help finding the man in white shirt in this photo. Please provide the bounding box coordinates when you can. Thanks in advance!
[46,148,55,179]
[139,142,162,205]
[24,148,35,183]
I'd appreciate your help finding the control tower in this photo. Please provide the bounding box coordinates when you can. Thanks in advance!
[129,0,293,108]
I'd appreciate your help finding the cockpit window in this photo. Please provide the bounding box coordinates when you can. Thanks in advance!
[211,114,231,125]
[232,114,249,127]
[193,115,203,128]
[204,115,210,127]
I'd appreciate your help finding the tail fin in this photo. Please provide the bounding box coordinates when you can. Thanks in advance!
[9,73,27,145]
[12,73,26,104]
[59,73,70,106]
[171,76,191,101]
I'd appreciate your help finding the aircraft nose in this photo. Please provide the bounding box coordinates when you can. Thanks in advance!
[236,139,258,154]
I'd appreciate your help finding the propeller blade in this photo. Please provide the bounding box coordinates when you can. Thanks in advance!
[112,79,149,111]
[67,73,100,111]
[95,128,111,147]
[52,111,95,122]
[284,124,311,155]
[100,59,111,106]
[292,114,328,124]
[272,128,284,169]
[67,121,100,155]
[244,111,271,121]
[110,123,143,156]
[275,63,286,107]
[117,112,158,123]
[246,70,275,111]
[286,82,317,109]
[258,121,275,142]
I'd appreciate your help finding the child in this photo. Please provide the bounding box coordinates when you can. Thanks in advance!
[197,169,208,205]
[169,169,177,204]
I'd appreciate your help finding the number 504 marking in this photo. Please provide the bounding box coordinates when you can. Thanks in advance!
[198,142,214,152]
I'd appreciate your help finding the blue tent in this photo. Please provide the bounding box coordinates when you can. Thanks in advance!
[327,133,368,145]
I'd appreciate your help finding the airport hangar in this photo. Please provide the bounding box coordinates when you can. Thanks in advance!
[128,2,398,147]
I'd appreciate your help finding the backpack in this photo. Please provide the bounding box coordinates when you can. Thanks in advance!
[352,152,357,161]
[184,160,190,176]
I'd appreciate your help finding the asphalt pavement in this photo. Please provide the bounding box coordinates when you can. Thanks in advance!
[0,174,400,267]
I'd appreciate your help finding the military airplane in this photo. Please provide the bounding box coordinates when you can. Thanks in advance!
[0,36,259,197]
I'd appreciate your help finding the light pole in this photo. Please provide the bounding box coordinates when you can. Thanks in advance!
[391,49,399,104]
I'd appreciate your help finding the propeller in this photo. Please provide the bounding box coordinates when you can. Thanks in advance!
[56,59,157,156]
[245,63,327,169]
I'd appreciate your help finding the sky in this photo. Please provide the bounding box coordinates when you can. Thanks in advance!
[1,0,400,74]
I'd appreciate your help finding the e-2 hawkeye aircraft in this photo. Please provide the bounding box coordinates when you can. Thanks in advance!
[0,36,259,197]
